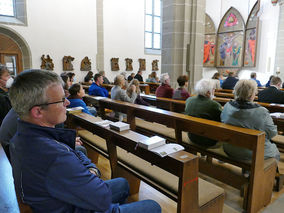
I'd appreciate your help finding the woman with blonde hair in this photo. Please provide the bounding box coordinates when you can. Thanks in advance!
[221,79,280,161]
[127,79,150,106]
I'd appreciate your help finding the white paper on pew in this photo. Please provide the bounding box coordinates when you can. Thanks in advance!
[150,143,184,157]
[270,112,284,119]
[93,96,107,100]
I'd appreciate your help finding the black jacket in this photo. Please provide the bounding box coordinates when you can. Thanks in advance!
[258,86,284,104]
[0,88,12,126]
[221,77,239,90]
[134,74,143,82]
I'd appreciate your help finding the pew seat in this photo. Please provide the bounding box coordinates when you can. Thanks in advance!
[77,129,225,209]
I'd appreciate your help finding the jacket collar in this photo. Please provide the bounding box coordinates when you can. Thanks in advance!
[229,100,260,109]
[17,119,76,149]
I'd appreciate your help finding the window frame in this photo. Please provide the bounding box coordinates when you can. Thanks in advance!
[0,0,27,26]
[144,0,162,55]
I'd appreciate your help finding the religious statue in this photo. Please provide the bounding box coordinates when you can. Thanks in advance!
[152,60,159,71]
[125,58,133,71]
[138,58,146,71]
[63,56,75,71]
[40,54,54,70]
[111,58,119,71]
[80,56,91,71]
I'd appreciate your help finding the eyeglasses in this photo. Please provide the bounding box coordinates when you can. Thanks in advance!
[29,98,67,111]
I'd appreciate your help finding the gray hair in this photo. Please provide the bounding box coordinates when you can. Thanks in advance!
[160,73,170,84]
[9,69,62,118]
[113,74,124,86]
[234,79,257,102]
[270,76,282,86]
[195,79,214,96]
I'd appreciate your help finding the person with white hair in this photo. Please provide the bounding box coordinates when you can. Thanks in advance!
[185,79,222,147]
[155,73,174,98]
[221,79,280,161]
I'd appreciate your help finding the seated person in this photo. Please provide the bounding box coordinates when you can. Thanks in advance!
[265,75,274,87]
[134,70,144,82]
[88,73,109,97]
[84,71,94,84]
[221,71,238,90]
[250,72,262,87]
[127,79,150,106]
[111,74,137,103]
[127,73,135,82]
[258,76,284,104]
[155,73,174,98]
[67,72,76,83]
[68,83,96,116]
[0,64,12,125]
[8,69,161,213]
[221,79,280,161]
[60,73,72,97]
[99,70,111,84]
[211,72,221,89]
[173,75,190,100]
[146,72,159,83]
[185,79,222,147]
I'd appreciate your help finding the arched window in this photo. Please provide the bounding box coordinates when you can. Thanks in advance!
[216,7,245,68]
[203,14,216,67]
[0,0,27,26]
[244,0,260,67]
[145,0,162,54]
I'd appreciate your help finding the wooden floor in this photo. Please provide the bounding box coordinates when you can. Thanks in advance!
[97,151,284,213]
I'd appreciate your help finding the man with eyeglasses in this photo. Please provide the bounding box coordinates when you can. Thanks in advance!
[8,70,161,213]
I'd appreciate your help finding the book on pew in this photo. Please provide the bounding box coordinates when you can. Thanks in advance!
[95,120,113,128]
[138,136,166,150]
[109,121,130,132]
[270,112,284,119]
[138,136,184,157]
[66,107,84,114]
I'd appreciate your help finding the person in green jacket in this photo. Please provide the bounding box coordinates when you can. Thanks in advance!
[185,79,222,147]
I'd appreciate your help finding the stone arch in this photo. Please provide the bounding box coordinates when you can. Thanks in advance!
[0,25,32,71]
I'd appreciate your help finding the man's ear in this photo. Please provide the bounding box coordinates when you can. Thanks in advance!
[30,106,44,119]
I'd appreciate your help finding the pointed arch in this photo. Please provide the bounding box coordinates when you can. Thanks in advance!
[216,7,245,68]
[244,0,260,67]
[203,14,216,67]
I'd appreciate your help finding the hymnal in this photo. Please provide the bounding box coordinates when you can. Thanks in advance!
[109,121,130,132]
[138,136,166,150]
[66,107,83,114]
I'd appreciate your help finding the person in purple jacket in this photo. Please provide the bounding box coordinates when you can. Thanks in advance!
[9,69,161,213]
[88,73,109,97]
[68,83,97,116]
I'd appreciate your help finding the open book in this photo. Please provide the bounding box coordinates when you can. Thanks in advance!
[66,107,84,114]
[95,120,113,128]
[138,136,184,157]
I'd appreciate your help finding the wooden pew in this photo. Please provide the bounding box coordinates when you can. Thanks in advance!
[67,113,225,213]
[214,92,258,101]
[96,97,277,213]
[144,82,160,94]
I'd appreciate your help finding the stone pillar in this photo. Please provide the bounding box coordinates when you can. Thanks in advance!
[275,0,284,78]
[96,0,104,71]
[162,0,205,92]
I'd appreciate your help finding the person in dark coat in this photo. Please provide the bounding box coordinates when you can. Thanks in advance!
[134,70,144,82]
[221,72,239,90]
[258,76,284,104]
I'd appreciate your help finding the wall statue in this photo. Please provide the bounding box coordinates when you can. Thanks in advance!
[80,56,91,71]
[138,58,146,71]
[125,58,133,71]
[152,60,159,71]
[63,56,75,71]
[40,54,54,70]
[111,58,119,71]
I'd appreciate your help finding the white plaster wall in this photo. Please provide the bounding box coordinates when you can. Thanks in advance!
[104,0,161,82]
[204,0,280,85]
[1,0,97,82]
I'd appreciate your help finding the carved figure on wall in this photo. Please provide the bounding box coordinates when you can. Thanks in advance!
[80,56,91,71]
[111,58,119,71]
[152,60,159,71]
[40,54,54,70]
[125,58,133,71]
[63,56,75,71]
[138,58,146,71]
